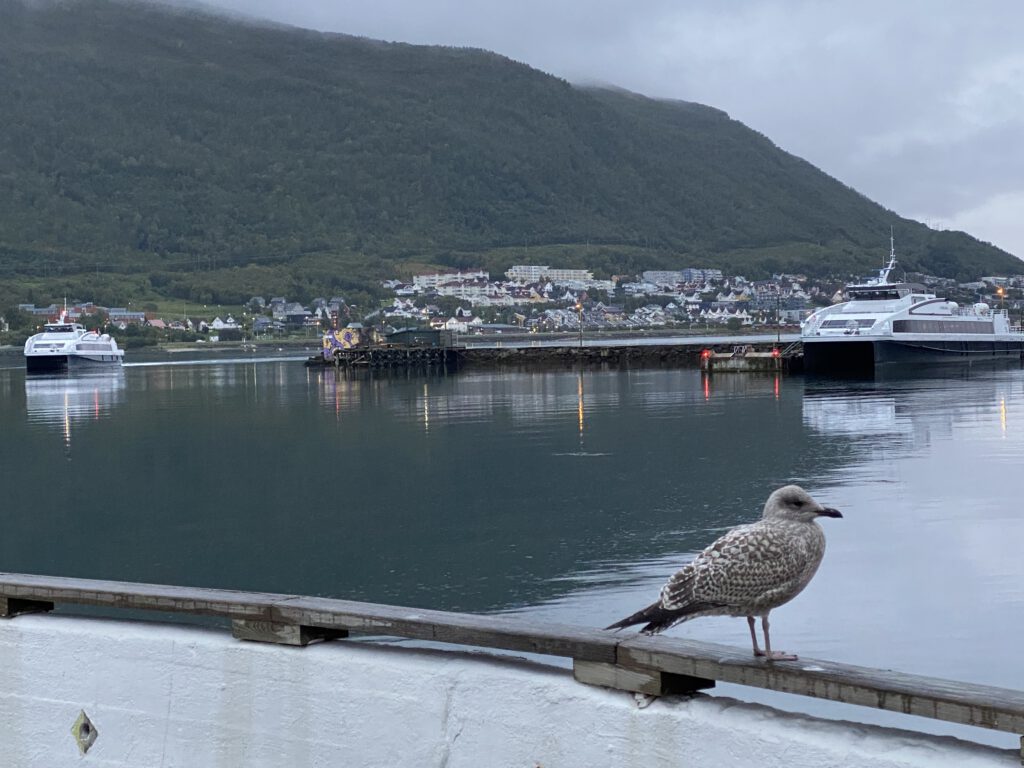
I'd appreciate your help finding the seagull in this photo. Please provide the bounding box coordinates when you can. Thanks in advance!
[606,485,842,660]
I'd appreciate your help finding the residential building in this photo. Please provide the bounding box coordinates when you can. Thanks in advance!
[413,271,489,291]
[505,265,594,283]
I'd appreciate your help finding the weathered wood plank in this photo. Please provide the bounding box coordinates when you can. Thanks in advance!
[0,574,619,663]
[573,660,715,696]
[0,572,283,620]
[271,596,620,663]
[619,634,1024,734]
[231,620,349,647]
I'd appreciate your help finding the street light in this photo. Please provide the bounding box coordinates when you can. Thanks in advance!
[575,302,583,348]
[775,291,782,347]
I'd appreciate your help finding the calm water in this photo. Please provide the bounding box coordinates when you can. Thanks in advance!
[2,354,1022,747]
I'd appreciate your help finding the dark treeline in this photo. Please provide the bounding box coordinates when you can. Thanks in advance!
[0,0,1019,308]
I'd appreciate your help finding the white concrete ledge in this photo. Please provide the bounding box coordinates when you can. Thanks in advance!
[0,615,1016,767]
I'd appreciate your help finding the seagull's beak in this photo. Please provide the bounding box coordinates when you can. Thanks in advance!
[817,507,843,518]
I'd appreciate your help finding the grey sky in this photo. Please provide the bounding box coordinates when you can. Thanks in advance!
[195,0,1024,260]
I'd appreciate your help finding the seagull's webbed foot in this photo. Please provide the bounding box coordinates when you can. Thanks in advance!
[752,648,797,660]
[761,650,798,661]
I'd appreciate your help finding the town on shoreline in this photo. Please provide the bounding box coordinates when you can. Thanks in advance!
[3,262,1022,348]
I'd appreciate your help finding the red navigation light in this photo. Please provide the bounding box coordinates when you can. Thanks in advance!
[701,349,712,359]
[771,348,781,358]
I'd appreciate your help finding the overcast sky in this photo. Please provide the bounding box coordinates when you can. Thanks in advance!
[194,0,1024,260]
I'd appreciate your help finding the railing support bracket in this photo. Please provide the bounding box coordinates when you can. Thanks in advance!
[231,619,348,647]
[0,597,54,618]
[573,659,714,697]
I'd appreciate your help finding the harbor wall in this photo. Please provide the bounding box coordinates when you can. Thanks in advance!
[0,614,1014,767]
[460,343,708,367]
[306,342,796,369]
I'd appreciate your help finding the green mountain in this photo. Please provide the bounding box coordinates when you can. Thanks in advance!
[0,0,1019,307]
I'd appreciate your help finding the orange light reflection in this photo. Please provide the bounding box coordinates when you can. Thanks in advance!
[577,372,585,443]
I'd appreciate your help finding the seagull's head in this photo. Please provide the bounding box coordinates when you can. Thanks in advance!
[763,485,843,523]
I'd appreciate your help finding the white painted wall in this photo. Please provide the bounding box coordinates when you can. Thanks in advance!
[0,615,1016,767]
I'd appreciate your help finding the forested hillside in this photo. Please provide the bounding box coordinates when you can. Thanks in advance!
[0,0,1019,307]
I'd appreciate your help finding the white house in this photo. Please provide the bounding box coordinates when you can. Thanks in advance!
[210,316,239,330]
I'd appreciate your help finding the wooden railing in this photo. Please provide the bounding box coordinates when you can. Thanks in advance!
[1,572,1022,757]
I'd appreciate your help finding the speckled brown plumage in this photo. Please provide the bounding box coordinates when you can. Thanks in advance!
[606,485,842,659]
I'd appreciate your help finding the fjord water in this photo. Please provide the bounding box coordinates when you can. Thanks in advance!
[2,357,1022,746]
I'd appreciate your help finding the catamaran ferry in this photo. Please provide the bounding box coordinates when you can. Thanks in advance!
[24,314,125,373]
[801,240,1024,373]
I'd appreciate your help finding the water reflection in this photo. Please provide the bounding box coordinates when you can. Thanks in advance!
[701,372,784,401]
[313,368,610,426]
[350,369,785,426]
[803,393,898,437]
[24,371,126,454]
[803,373,1017,450]
[577,371,585,447]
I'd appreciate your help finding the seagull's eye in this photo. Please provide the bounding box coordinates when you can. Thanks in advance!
[793,500,805,507]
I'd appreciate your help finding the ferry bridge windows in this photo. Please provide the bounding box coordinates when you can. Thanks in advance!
[892,320,994,334]
[846,289,904,300]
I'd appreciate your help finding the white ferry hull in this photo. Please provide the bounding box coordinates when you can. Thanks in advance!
[803,335,1024,373]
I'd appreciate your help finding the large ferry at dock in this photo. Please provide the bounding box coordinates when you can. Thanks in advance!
[24,314,125,373]
[801,239,1024,373]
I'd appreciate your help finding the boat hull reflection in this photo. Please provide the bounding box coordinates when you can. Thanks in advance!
[25,371,126,451]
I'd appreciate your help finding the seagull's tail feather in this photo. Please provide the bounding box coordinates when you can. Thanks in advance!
[605,601,723,635]
[604,602,662,632]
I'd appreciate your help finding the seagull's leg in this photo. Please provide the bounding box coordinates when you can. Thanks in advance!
[747,616,764,656]
[761,614,798,661]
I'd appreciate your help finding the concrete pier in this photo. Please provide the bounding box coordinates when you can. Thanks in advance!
[0,614,1016,767]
